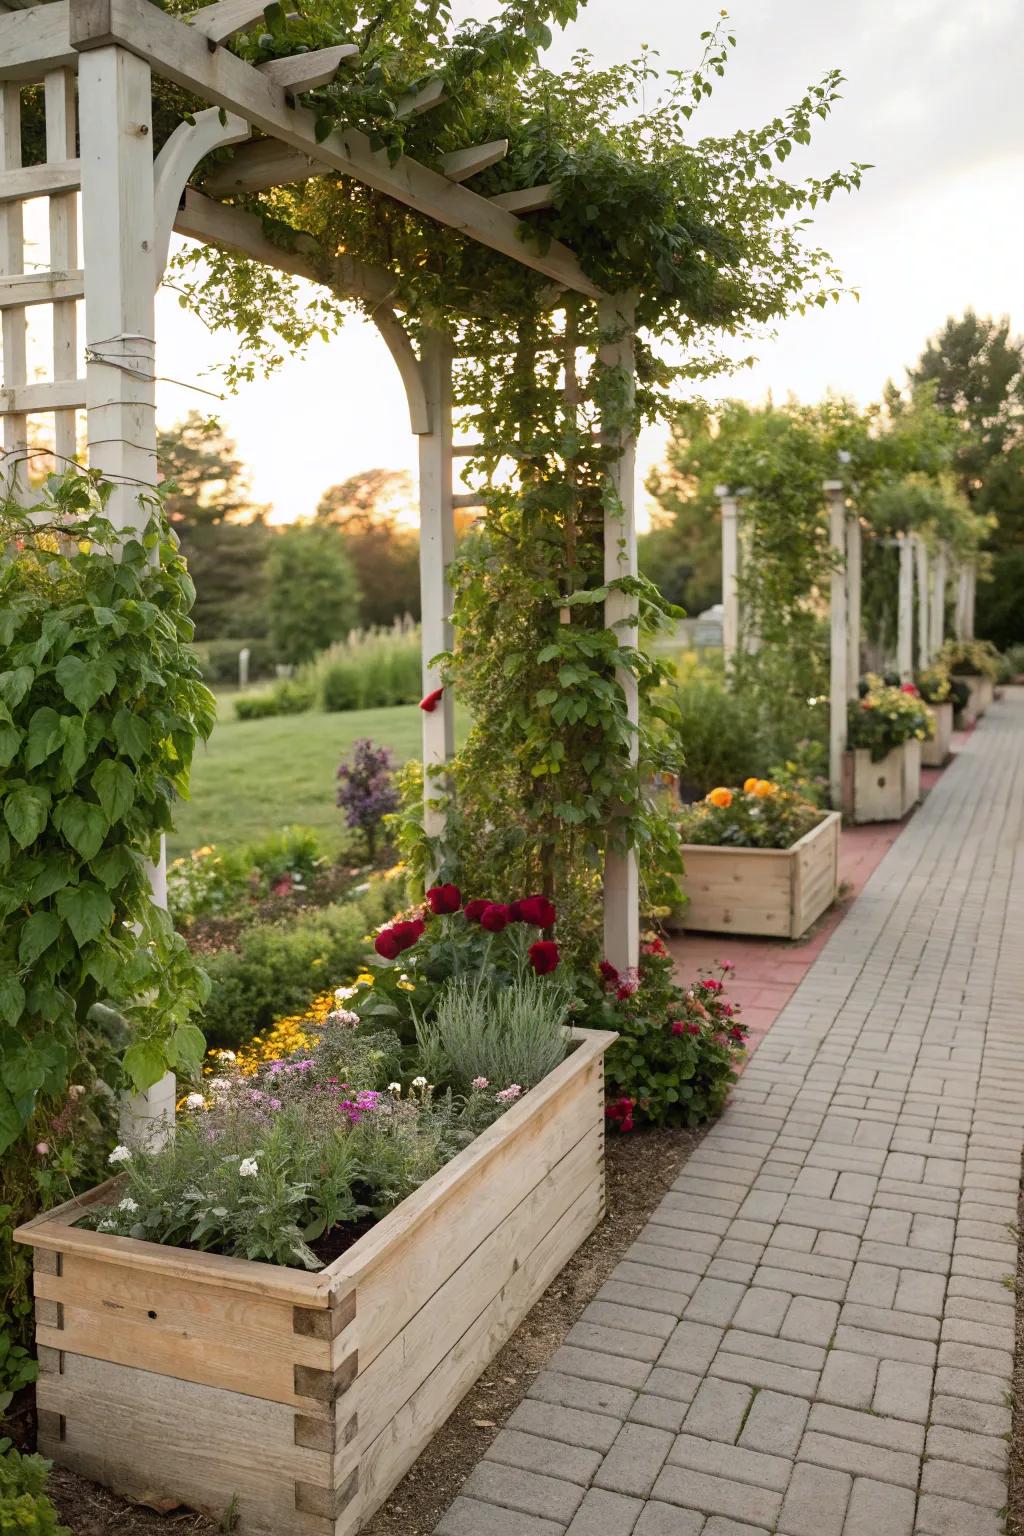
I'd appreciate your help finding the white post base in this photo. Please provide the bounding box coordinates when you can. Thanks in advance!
[119,1069,176,1149]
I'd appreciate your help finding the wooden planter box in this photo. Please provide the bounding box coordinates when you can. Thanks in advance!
[679,810,840,939]
[958,673,995,726]
[16,1029,616,1536]
[843,738,921,823]
[922,700,953,767]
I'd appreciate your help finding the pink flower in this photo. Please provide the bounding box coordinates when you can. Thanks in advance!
[35,1142,49,1158]
[686,1022,701,1036]
[729,1026,746,1042]
[599,960,619,984]
[471,1076,490,1090]
[271,874,292,896]
[702,977,723,993]
[496,1084,523,1104]
[720,959,735,971]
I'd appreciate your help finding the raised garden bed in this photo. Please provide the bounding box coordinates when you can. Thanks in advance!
[680,810,840,939]
[843,738,921,823]
[922,699,954,767]
[958,673,995,726]
[16,1028,615,1536]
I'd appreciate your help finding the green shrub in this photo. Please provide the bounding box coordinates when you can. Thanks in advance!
[311,629,421,712]
[234,678,315,719]
[319,657,364,712]
[1005,643,1024,678]
[671,675,767,795]
[679,780,823,850]
[168,826,327,923]
[0,1444,69,1535]
[200,874,403,1048]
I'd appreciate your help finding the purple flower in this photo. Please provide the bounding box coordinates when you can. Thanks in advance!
[336,739,400,858]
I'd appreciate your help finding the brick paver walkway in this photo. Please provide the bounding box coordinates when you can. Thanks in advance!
[435,689,1024,1536]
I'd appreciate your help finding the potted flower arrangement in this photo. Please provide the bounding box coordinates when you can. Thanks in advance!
[938,638,999,725]
[916,663,956,767]
[16,886,616,1536]
[675,779,840,938]
[844,675,933,822]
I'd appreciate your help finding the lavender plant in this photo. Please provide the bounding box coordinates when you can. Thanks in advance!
[336,738,400,859]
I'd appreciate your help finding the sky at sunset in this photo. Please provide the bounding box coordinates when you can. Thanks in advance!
[152,0,1024,526]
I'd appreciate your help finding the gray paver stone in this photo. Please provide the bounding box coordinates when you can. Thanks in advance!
[780,1295,839,1346]
[527,1368,637,1419]
[509,1399,623,1454]
[667,1432,791,1491]
[594,1423,674,1499]
[631,1502,705,1535]
[486,1428,603,1486]
[682,1377,753,1443]
[915,1492,1004,1535]
[841,1476,915,1536]
[738,1389,809,1457]
[435,1497,566,1536]
[564,1488,645,1536]
[458,1463,585,1524]
[777,1460,852,1536]
[650,1466,783,1528]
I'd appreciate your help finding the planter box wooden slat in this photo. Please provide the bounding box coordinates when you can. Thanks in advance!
[18,1027,616,1535]
[922,700,953,767]
[679,810,840,940]
[843,738,921,823]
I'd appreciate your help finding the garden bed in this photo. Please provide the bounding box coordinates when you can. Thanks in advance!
[680,810,840,939]
[843,739,921,823]
[921,699,954,767]
[16,1029,614,1536]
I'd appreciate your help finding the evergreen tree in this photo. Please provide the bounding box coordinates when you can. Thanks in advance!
[267,523,362,664]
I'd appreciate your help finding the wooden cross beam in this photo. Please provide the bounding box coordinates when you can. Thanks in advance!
[258,44,359,93]
[67,0,601,296]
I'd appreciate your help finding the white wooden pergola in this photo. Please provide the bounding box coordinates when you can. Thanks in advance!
[717,482,977,806]
[0,0,642,1016]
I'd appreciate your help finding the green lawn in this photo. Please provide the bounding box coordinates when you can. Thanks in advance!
[169,701,427,858]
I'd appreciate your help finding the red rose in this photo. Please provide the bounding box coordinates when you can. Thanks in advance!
[374,928,403,959]
[419,687,444,713]
[599,960,619,984]
[390,918,424,951]
[686,1022,701,1036]
[480,902,512,932]
[702,977,723,993]
[464,899,489,922]
[729,1026,746,1042]
[670,1021,685,1036]
[426,884,461,914]
[528,940,560,974]
[900,682,919,696]
[518,894,557,928]
[641,937,666,956]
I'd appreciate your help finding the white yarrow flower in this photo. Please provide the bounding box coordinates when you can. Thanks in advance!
[108,1144,131,1165]
[388,1082,402,1096]
[118,1197,139,1214]
[238,1157,259,1178]
[185,1092,205,1109]
[411,1075,428,1089]
[207,1077,231,1093]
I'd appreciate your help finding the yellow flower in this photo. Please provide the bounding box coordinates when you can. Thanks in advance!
[397,980,415,992]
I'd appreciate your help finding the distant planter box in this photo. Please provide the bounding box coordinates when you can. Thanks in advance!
[680,810,840,940]
[844,738,921,823]
[958,674,995,726]
[16,1029,615,1536]
[922,701,953,767]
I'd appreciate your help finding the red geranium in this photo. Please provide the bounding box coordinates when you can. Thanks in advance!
[599,960,619,984]
[426,883,461,915]
[419,687,444,713]
[702,977,723,993]
[605,1096,635,1133]
[480,902,512,932]
[518,894,557,928]
[641,937,666,956]
[528,940,560,974]
[463,898,489,922]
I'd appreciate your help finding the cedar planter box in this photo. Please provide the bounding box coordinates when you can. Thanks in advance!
[843,738,921,823]
[16,1028,616,1536]
[921,700,953,767]
[958,673,994,726]
[679,810,840,939]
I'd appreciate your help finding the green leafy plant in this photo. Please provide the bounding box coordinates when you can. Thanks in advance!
[0,469,213,1154]
[679,779,824,850]
[420,971,570,1092]
[575,947,745,1128]
[0,1442,69,1535]
[937,637,1001,681]
[848,676,934,761]
[167,826,326,924]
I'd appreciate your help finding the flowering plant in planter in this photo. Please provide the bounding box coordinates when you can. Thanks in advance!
[678,779,823,850]
[915,663,952,706]
[572,944,746,1129]
[351,883,562,1044]
[848,675,934,761]
[937,638,1000,681]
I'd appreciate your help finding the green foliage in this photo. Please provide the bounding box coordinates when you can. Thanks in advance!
[0,470,213,1157]
[421,972,570,1092]
[234,678,316,719]
[167,826,327,924]
[937,637,1001,681]
[848,676,934,761]
[0,1443,69,1535]
[266,523,362,665]
[232,628,422,718]
[317,470,421,628]
[199,873,403,1047]
[679,781,824,851]
[670,666,765,796]
[576,950,745,1129]
[159,413,273,641]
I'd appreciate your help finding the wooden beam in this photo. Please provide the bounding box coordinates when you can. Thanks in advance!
[417,331,455,845]
[67,0,600,296]
[0,159,80,203]
[0,377,86,413]
[0,3,76,81]
[846,511,861,700]
[258,44,358,93]
[897,533,914,680]
[192,0,268,45]
[202,140,320,197]
[0,81,27,499]
[45,67,79,468]
[152,105,249,284]
[0,270,83,308]
[396,77,445,118]
[914,535,929,667]
[440,139,508,183]
[491,183,555,214]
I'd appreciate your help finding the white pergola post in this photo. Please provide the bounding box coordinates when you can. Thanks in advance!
[718,485,740,667]
[965,563,976,639]
[78,45,173,1138]
[600,294,639,975]
[417,331,456,844]
[897,534,914,681]
[825,481,848,810]
[845,512,862,699]
[914,536,930,667]
[930,542,948,660]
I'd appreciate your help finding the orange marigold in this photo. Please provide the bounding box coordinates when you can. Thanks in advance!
[752,780,775,798]
[743,777,758,793]
[706,787,733,808]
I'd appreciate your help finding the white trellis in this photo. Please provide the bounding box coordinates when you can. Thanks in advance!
[0,2,642,1034]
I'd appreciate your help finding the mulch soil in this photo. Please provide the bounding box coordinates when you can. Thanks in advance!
[9,1123,702,1536]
